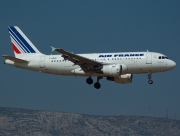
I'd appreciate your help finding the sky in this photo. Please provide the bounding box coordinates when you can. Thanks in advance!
[0,1,180,118]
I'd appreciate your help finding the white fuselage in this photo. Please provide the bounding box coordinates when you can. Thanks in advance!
[5,51,176,77]
[4,26,176,88]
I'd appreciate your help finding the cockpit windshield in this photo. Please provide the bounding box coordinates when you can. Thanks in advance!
[158,56,168,59]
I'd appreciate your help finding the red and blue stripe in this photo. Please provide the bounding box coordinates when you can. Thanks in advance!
[9,26,36,54]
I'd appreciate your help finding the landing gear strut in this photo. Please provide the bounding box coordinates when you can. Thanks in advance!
[148,73,153,84]
[94,77,102,89]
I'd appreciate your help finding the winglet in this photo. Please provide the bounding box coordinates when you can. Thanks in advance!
[50,46,56,52]
[51,46,56,52]
[50,46,64,55]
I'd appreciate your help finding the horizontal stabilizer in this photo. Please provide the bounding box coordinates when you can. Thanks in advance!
[2,55,28,63]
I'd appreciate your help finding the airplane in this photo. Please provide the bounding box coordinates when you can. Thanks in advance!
[3,26,176,89]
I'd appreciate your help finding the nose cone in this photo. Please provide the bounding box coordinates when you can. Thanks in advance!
[169,60,176,70]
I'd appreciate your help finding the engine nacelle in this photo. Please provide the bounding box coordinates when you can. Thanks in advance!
[71,68,86,75]
[102,64,127,76]
[114,74,133,84]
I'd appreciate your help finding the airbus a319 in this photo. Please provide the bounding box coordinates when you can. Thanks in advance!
[3,26,176,89]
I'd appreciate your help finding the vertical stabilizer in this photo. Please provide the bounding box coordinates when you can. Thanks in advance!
[8,26,42,58]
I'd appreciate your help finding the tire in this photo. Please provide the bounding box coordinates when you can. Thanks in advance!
[86,77,93,85]
[94,82,101,89]
[148,80,153,84]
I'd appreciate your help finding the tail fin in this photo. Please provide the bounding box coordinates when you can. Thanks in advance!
[8,26,42,58]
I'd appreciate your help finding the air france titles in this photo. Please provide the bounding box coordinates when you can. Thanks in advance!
[99,53,144,58]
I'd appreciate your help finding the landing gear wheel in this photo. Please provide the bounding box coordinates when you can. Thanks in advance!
[86,77,93,85]
[148,80,153,84]
[94,82,101,89]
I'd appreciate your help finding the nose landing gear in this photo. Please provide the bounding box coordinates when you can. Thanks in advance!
[148,73,153,84]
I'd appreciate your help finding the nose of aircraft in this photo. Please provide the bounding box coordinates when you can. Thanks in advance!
[169,60,176,69]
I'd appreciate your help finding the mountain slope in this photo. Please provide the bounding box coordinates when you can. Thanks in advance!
[0,107,180,136]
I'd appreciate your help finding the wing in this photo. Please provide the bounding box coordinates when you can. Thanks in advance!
[51,47,103,72]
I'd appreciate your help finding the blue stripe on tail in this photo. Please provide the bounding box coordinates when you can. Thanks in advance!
[9,26,36,53]
[9,28,30,53]
[10,35,27,53]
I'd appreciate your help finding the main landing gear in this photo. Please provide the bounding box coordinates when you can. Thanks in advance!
[148,73,153,84]
[86,77,93,85]
[86,77,102,89]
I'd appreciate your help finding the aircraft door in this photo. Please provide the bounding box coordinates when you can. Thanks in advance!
[40,57,45,68]
[146,53,152,64]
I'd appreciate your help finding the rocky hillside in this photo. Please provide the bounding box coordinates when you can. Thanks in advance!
[0,107,180,136]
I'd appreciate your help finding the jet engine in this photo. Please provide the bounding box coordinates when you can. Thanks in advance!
[102,64,127,76]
